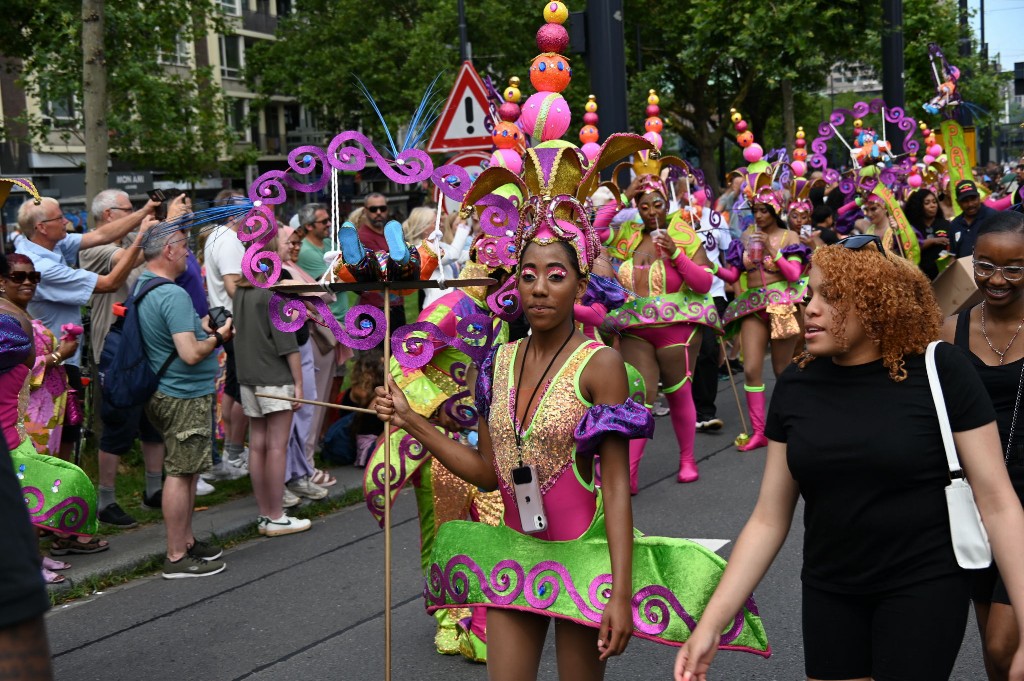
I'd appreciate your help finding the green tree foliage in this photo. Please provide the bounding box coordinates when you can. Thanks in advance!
[0,0,253,183]
[245,0,592,150]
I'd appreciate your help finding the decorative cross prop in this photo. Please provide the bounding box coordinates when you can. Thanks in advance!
[240,131,516,681]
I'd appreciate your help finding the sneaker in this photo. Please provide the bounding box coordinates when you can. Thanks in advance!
[98,502,139,528]
[196,477,215,496]
[224,456,249,478]
[696,418,724,433]
[282,488,301,508]
[263,514,312,537]
[651,401,670,417]
[187,537,223,561]
[201,460,247,482]
[256,516,269,536]
[287,476,329,500]
[141,489,163,510]
[162,554,226,579]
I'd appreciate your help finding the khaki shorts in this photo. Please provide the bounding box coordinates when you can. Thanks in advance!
[145,392,213,477]
[240,384,295,418]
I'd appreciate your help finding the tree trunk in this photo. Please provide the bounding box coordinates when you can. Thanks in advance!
[82,0,107,229]
[781,78,795,153]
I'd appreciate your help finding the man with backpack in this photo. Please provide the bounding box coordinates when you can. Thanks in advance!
[134,227,234,578]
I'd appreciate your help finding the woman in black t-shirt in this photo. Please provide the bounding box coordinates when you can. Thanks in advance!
[676,237,1024,681]
[940,211,1024,680]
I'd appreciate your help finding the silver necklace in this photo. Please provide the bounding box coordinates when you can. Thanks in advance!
[981,301,1024,366]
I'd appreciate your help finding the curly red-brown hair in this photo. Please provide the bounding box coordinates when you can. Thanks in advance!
[797,244,941,381]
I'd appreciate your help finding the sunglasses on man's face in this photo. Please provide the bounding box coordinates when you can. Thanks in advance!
[5,271,41,284]
[366,205,388,214]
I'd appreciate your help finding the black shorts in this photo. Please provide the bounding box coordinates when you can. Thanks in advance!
[60,364,83,444]
[223,338,241,402]
[98,393,162,455]
[802,574,970,681]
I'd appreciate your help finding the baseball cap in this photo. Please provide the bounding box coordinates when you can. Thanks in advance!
[955,180,980,201]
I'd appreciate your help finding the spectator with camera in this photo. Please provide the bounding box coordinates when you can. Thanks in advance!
[137,227,234,578]
[80,189,197,527]
[202,189,250,485]
[14,194,166,463]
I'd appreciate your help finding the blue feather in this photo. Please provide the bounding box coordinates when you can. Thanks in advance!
[142,198,255,249]
[402,72,446,151]
[353,75,400,159]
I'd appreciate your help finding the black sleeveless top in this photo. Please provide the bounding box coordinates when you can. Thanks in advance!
[955,309,1024,467]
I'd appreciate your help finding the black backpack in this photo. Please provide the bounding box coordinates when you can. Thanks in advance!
[98,278,179,409]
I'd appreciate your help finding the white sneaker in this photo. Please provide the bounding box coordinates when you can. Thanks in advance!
[201,461,241,481]
[223,456,249,479]
[264,514,311,537]
[282,488,301,508]
[196,477,215,496]
[287,476,328,500]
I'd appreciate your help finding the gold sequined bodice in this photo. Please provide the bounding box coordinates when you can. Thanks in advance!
[489,339,603,498]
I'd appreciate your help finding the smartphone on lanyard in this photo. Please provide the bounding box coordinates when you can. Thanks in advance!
[511,464,547,534]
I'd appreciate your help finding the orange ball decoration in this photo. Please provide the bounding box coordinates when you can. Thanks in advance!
[579,125,599,144]
[793,148,808,161]
[529,53,572,93]
[492,121,523,150]
[645,117,663,134]
[737,130,754,148]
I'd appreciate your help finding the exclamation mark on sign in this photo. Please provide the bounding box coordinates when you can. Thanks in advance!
[464,97,475,134]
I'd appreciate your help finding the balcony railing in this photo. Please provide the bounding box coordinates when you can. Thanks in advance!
[242,9,277,35]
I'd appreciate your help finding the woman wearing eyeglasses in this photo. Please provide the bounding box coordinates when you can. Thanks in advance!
[717,185,810,452]
[0,254,108,575]
[940,211,1024,680]
[676,236,1024,681]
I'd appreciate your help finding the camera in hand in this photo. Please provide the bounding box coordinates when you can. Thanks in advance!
[208,306,232,328]
[148,188,185,220]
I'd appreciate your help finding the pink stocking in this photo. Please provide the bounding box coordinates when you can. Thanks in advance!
[628,437,647,495]
[665,382,698,482]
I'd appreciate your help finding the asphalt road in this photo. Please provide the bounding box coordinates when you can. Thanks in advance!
[45,375,985,680]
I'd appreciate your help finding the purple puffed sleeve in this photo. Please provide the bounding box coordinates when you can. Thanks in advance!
[574,399,654,456]
[581,273,627,311]
[780,242,812,264]
[0,314,31,375]
[724,240,745,269]
[474,345,499,423]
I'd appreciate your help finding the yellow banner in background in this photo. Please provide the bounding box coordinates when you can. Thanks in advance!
[940,120,976,217]
[872,182,920,264]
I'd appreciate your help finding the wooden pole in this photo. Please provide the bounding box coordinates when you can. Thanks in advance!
[383,288,392,681]
[252,393,376,414]
[718,336,750,437]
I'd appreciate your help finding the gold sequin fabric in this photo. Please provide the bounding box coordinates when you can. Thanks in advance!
[489,339,603,506]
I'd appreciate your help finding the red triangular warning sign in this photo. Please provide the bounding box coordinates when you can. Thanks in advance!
[427,62,494,154]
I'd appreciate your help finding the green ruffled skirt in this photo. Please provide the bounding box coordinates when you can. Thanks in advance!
[426,496,770,656]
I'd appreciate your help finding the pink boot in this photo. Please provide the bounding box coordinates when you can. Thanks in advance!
[628,438,647,495]
[737,385,768,452]
[665,383,699,482]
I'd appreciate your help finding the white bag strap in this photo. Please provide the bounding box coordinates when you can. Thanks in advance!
[925,341,964,478]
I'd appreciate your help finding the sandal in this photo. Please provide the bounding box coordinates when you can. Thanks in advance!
[311,469,337,487]
[42,556,71,571]
[50,536,110,556]
[42,568,66,585]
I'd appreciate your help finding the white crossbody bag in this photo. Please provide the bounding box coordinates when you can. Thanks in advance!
[925,341,992,570]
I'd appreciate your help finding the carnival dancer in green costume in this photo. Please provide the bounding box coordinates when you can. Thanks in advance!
[717,176,811,453]
[592,126,721,489]
[363,240,512,662]
[372,140,769,680]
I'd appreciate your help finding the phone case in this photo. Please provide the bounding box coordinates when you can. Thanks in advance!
[511,465,547,534]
